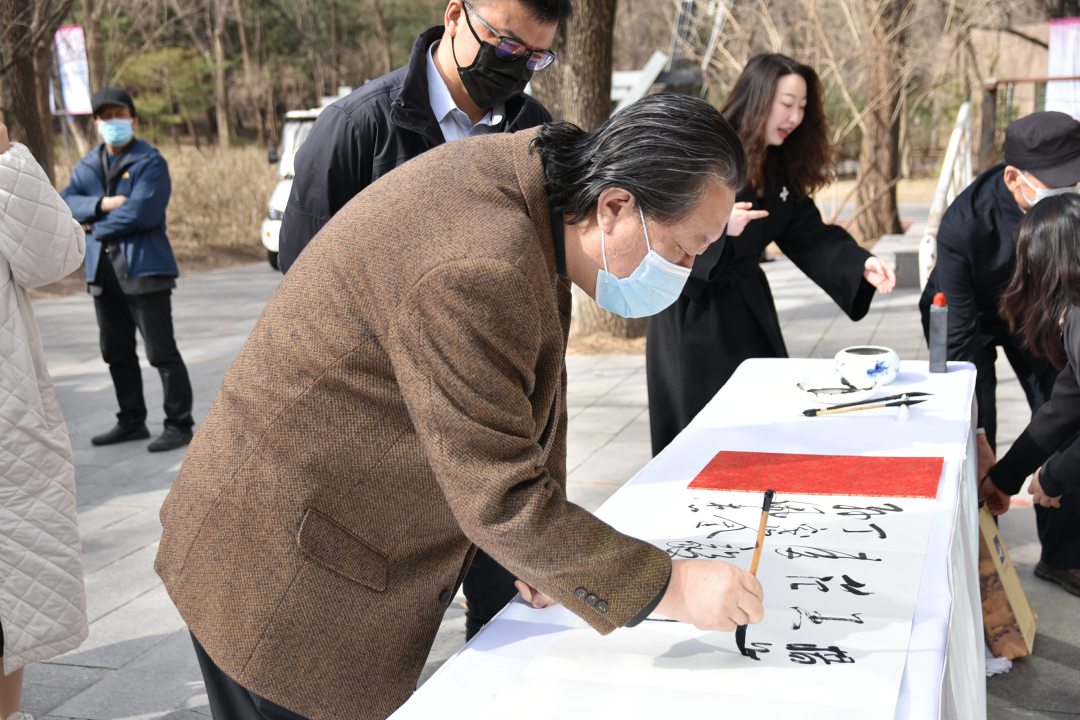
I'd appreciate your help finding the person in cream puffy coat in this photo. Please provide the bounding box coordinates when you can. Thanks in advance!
[0,122,88,720]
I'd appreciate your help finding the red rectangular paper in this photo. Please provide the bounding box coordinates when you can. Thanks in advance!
[688,451,945,499]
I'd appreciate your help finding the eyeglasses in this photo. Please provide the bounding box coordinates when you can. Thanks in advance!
[461,0,558,72]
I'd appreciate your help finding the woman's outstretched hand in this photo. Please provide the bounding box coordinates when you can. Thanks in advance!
[725,202,769,237]
[863,256,896,294]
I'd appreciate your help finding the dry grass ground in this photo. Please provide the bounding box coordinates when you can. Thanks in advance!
[32,144,278,299]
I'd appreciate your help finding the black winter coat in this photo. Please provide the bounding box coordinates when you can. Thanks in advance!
[278,26,552,273]
[990,307,1080,498]
[646,177,875,454]
[918,164,1057,428]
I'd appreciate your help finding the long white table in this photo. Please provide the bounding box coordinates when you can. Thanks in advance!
[392,359,985,720]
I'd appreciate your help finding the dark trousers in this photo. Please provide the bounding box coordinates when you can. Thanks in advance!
[976,330,1080,568]
[462,548,519,640]
[192,633,311,720]
[94,258,193,429]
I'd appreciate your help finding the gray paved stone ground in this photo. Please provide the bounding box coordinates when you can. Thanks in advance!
[20,253,1076,719]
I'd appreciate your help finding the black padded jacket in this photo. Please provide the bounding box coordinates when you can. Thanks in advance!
[990,307,1080,498]
[278,26,553,274]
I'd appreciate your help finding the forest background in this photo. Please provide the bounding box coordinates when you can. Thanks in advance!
[0,0,1075,332]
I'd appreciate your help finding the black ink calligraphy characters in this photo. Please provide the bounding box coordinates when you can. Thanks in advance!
[843,523,887,539]
[787,644,856,665]
[665,540,755,559]
[778,546,882,562]
[787,575,874,595]
[790,607,865,630]
[832,503,903,521]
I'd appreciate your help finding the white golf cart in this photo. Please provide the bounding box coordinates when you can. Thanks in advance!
[262,88,352,269]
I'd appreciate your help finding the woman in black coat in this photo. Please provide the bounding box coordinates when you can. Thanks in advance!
[646,54,896,453]
[982,194,1080,593]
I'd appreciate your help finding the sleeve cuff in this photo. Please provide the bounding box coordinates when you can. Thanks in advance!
[989,430,1051,495]
[624,565,671,628]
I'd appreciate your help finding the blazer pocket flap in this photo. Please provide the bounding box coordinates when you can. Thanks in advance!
[297,509,388,591]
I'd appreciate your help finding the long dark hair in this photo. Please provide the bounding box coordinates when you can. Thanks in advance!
[532,92,747,224]
[1000,194,1080,369]
[720,53,834,199]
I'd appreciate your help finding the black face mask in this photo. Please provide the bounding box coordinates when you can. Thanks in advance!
[452,29,533,110]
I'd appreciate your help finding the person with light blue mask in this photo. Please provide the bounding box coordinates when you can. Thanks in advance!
[61,86,194,453]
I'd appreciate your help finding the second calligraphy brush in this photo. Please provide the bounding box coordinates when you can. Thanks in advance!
[802,398,927,417]
[735,488,774,661]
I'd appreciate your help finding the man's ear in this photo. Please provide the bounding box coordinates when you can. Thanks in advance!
[131,116,139,132]
[594,187,635,235]
[444,0,463,39]
[1003,165,1020,188]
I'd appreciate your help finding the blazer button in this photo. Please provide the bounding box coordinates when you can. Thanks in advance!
[596,600,609,613]
[575,588,588,599]
[439,589,453,603]
[585,594,599,606]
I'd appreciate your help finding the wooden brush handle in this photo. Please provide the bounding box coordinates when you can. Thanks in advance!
[817,402,887,416]
[749,510,770,575]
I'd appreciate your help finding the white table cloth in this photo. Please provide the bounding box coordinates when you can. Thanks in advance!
[392,359,985,720]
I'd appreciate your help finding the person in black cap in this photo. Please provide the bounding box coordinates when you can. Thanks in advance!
[60,86,195,452]
[920,110,1080,593]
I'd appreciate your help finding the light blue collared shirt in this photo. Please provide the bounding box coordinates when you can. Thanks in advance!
[426,41,505,142]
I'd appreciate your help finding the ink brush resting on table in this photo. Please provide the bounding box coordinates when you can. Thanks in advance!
[736,489,774,661]
[802,396,929,417]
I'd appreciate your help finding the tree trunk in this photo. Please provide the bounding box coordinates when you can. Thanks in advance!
[372,0,392,75]
[2,0,54,182]
[212,0,230,148]
[329,0,339,94]
[234,0,265,146]
[854,0,908,244]
[82,0,105,92]
[532,0,645,339]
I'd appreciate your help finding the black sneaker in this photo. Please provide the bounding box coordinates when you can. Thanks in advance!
[91,423,151,446]
[148,426,194,452]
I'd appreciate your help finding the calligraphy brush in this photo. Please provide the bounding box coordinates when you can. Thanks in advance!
[736,489,774,661]
[817,391,932,411]
[802,398,927,417]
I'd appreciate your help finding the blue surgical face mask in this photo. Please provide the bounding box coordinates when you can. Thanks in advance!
[97,118,134,147]
[1020,171,1077,207]
[594,206,692,319]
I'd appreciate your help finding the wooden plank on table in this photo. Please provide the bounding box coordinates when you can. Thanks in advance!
[979,504,1037,659]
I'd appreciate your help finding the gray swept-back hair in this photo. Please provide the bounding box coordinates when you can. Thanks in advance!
[531,92,747,225]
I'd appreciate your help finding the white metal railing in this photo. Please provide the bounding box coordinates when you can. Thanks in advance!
[919,102,974,289]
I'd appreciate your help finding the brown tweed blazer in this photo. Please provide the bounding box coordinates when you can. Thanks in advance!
[155,128,671,720]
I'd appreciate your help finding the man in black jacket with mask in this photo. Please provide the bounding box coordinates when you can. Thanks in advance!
[278,0,572,642]
[278,0,567,273]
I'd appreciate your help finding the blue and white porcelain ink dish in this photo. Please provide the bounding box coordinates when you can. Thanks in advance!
[834,345,901,386]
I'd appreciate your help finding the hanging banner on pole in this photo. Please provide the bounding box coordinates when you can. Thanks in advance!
[1047,18,1080,120]
[54,25,93,115]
